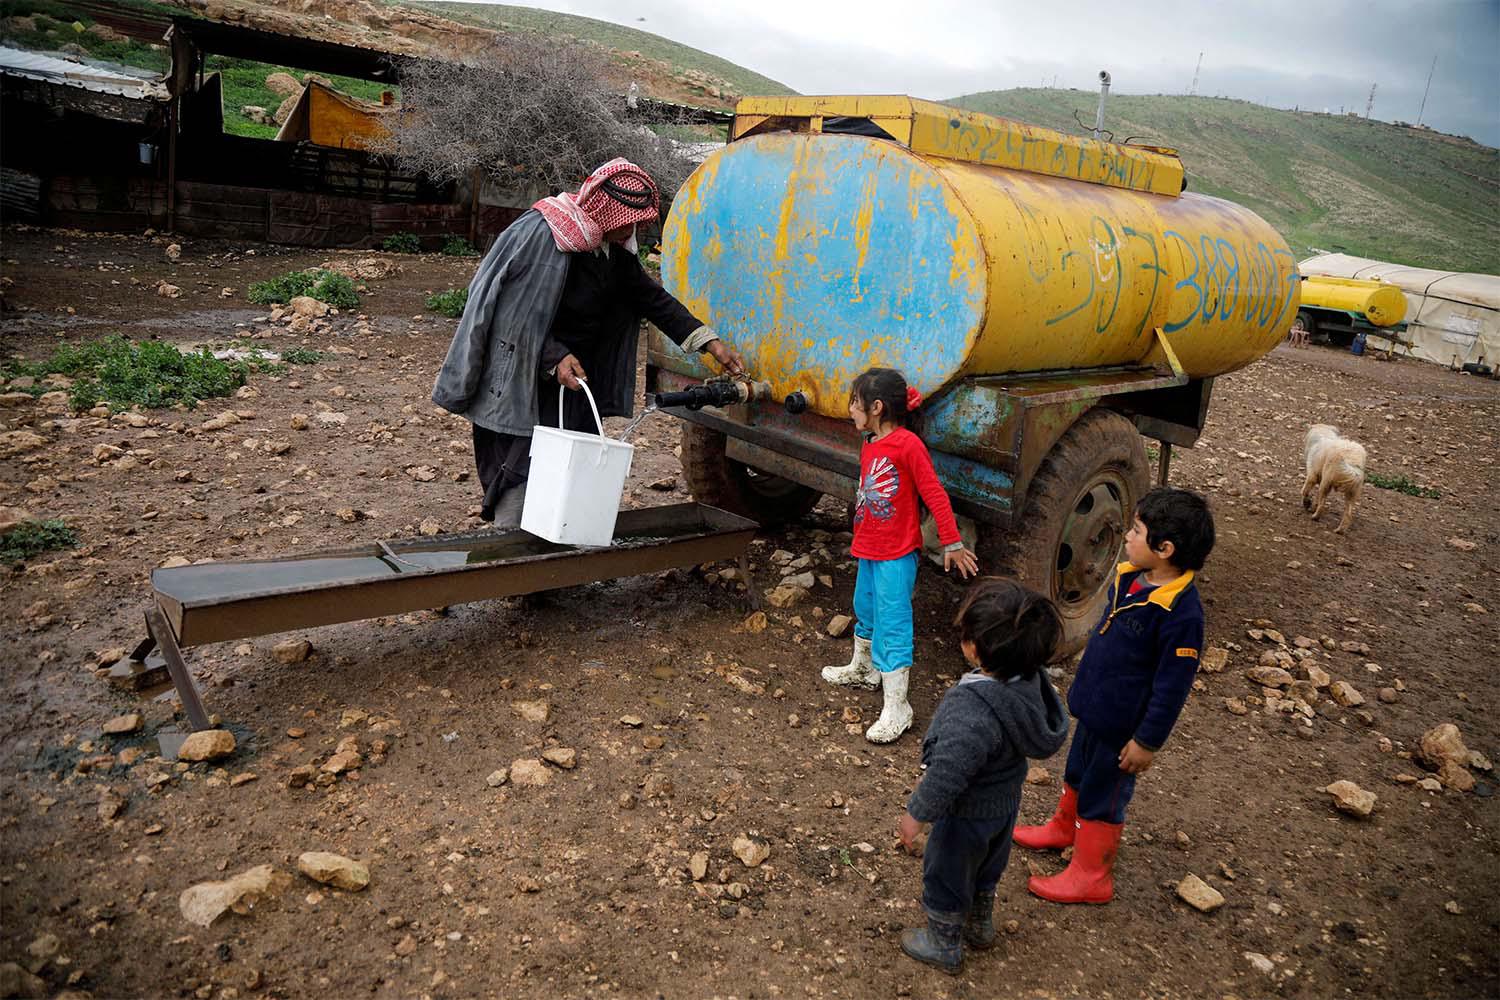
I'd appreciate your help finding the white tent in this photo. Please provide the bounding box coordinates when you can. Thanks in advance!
[1300,253,1500,369]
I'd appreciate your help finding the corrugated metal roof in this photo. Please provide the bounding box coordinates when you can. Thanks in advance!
[0,45,166,99]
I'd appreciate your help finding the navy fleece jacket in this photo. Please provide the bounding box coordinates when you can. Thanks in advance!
[907,670,1070,823]
[1067,562,1205,752]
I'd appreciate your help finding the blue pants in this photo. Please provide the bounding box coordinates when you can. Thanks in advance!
[1063,722,1137,824]
[921,805,1019,917]
[852,553,919,673]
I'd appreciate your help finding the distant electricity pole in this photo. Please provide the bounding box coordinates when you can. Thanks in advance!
[1365,83,1377,119]
[1417,54,1437,126]
[1189,51,1203,95]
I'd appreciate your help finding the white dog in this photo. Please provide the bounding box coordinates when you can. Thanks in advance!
[1302,424,1366,534]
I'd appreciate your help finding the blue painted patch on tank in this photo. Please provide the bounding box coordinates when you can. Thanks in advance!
[930,451,1015,512]
[665,136,984,401]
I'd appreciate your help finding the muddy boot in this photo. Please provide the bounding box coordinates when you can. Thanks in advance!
[963,889,998,949]
[899,910,965,974]
[1013,785,1079,850]
[821,636,878,689]
[865,667,913,743]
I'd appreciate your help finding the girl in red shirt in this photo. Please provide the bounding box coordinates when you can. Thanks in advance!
[822,368,979,742]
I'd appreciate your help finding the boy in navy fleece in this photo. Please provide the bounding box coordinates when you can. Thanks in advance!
[896,579,1070,974]
[1015,487,1215,905]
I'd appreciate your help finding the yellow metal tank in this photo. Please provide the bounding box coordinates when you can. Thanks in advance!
[1299,275,1407,327]
[662,97,1301,418]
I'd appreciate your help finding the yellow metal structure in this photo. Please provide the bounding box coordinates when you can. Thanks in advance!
[662,97,1301,419]
[1299,275,1407,327]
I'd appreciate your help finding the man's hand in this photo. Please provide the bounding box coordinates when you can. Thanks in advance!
[704,339,745,377]
[555,354,587,390]
[1118,739,1155,774]
[944,547,979,578]
[897,812,923,854]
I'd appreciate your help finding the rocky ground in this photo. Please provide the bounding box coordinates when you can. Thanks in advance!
[1,226,1496,1000]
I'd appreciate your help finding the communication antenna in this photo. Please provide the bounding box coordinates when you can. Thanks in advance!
[1189,51,1203,95]
[1365,83,1377,119]
[1417,54,1437,125]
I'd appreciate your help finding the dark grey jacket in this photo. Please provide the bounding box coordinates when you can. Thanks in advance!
[907,670,1070,822]
[431,211,652,435]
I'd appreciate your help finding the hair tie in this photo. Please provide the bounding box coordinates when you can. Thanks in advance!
[905,386,923,410]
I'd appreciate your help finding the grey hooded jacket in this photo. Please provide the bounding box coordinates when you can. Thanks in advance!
[432,210,670,435]
[907,670,1071,822]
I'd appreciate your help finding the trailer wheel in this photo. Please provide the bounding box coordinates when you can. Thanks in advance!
[1295,309,1318,337]
[993,409,1151,656]
[679,422,822,525]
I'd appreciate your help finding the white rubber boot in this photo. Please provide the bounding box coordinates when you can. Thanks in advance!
[866,667,914,743]
[821,636,879,689]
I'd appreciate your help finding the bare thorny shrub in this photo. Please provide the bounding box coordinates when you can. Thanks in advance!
[372,35,698,208]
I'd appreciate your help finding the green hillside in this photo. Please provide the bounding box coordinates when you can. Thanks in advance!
[403,1,796,101]
[952,89,1500,274]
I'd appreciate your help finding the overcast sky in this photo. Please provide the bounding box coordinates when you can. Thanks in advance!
[447,0,1500,146]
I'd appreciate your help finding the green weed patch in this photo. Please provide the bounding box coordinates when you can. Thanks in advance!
[247,269,359,309]
[0,519,77,566]
[1367,472,1440,499]
[2,337,261,411]
[425,288,469,318]
[382,232,421,254]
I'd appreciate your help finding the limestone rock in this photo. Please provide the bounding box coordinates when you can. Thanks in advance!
[541,747,577,769]
[1329,681,1365,707]
[1224,697,1248,716]
[1199,647,1229,673]
[485,768,509,787]
[0,430,47,459]
[1323,780,1376,818]
[1303,663,1332,688]
[102,713,142,735]
[766,585,804,609]
[1437,759,1475,792]
[826,614,853,638]
[297,852,369,891]
[1419,723,1470,770]
[1025,766,1052,786]
[265,71,300,96]
[177,729,235,762]
[511,700,551,723]
[509,758,550,787]
[0,961,45,998]
[289,296,329,318]
[619,714,643,728]
[732,833,770,867]
[689,851,709,881]
[742,611,767,633]
[179,864,286,926]
[1246,665,1293,688]
[273,638,313,664]
[1176,873,1225,912]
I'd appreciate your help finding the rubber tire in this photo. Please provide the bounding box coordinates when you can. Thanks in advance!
[1295,309,1318,338]
[985,408,1151,657]
[679,421,822,525]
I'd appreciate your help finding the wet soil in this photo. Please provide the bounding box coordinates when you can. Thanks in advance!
[1,226,1496,999]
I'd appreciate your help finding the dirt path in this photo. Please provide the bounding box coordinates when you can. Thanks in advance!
[2,227,1496,999]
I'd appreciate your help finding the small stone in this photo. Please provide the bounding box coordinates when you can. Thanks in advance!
[1418,777,1443,792]
[1377,687,1397,704]
[1176,874,1225,913]
[541,747,577,769]
[766,586,804,609]
[1246,665,1293,688]
[1025,766,1052,786]
[619,714,644,728]
[230,772,257,787]
[287,764,316,788]
[1199,647,1229,673]
[1323,780,1377,818]
[1224,697,1248,716]
[0,962,46,999]
[617,792,637,810]
[1419,723,1470,770]
[1303,663,1332,688]
[510,700,551,723]
[826,614,853,638]
[743,611,768,633]
[297,852,369,891]
[178,865,286,927]
[642,735,665,750]
[485,769,509,787]
[272,639,312,664]
[1445,537,1476,552]
[102,713,143,735]
[732,834,770,867]
[1329,681,1365,707]
[689,852,709,881]
[97,790,127,822]
[395,934,417,956]
[1444,900,1463,915]
[177,729,235,762]
[509,759,551,787]
[1003,919,1020,935]
[1245,952,1275,975]
[1437,759,1475,792]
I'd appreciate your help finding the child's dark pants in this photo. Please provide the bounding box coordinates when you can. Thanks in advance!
[920,801,1020,916]
[1063,722,1137,824]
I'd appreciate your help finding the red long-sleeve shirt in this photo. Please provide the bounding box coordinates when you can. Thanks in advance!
[851,427,961,560]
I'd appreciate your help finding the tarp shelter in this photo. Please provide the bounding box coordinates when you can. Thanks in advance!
[1300,253,1500,368]
[274,80,396,151]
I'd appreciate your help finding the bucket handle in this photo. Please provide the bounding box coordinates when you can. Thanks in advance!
[558,379,615,467]
[558,378,606,436]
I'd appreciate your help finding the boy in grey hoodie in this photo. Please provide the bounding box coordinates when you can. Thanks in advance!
[897,579,1071,974]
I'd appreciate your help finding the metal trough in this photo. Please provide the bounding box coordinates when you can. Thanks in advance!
[126,503,759,734]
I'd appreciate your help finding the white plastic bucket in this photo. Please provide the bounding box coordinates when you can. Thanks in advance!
[521,380,634,547]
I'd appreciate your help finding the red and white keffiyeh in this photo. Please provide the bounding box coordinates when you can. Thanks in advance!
[532,158,660,253]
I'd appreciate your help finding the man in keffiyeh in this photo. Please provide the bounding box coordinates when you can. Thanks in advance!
[432,158,744,527]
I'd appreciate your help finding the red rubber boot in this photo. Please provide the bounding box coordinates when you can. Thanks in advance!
[1012,785,1078,850]
[1027,819,1122,904]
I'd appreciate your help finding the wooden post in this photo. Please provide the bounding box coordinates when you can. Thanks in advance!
[166,93,177,231]
[1157,441,1173,486]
